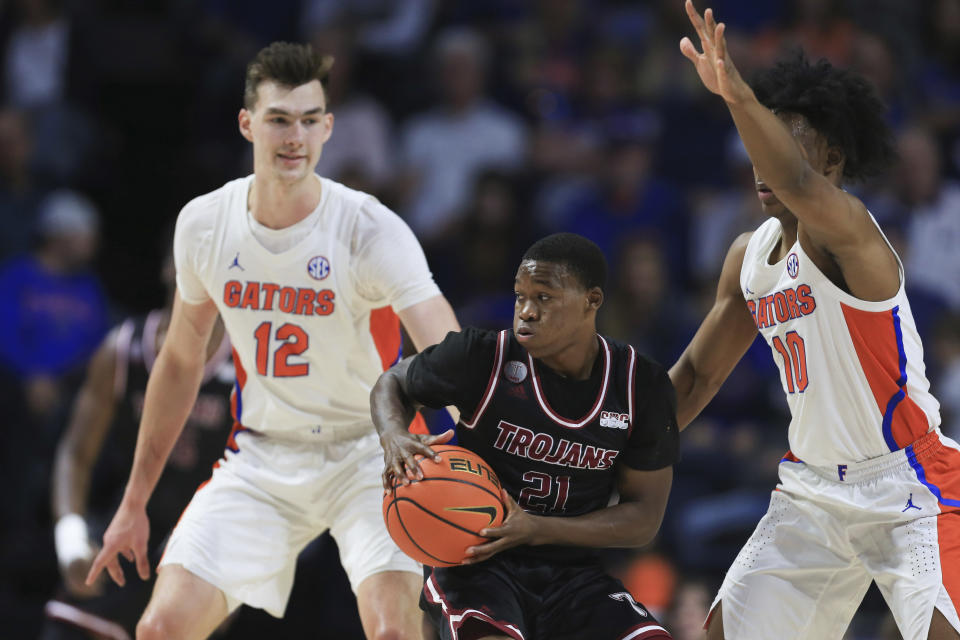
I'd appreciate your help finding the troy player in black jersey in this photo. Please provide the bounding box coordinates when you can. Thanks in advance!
[372,233,677,640]
[41,256,235,640]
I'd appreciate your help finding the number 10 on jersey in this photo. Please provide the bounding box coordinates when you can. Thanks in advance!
[772,330,808,393]
[254,321,309,377]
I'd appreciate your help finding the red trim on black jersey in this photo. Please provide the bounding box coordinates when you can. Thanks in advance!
[527,335,612,429]
[626,345,637,437]
[112,318,136,400]
[424,571,525,640]
[44,600,131,640]
[619,623,672,639]
[141,310,163,373]
[462,329,508,430]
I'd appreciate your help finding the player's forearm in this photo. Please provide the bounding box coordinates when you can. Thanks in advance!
[669,355,723,431]
[52,444,93,520]
[727,96,813,197]
[371,361,418,440]
[122,352,205,508]
[530,502,663,549]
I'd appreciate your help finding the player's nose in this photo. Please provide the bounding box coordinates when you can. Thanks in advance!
[284,120,307,145]
[518,299,538,320]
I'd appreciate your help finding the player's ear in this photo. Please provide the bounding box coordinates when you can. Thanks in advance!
[825,145,845,180]
[322,112,334,145]
[238,109,254,143]
[587,287,603,311]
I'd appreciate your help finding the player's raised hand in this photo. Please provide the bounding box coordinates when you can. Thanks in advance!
[85,502,150,587]
[463,489,536,564]
[679,0,753,105]
[381,428,455,489]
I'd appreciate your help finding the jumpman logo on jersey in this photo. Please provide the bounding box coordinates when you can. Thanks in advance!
[229,252,244,271]
[902,493,921,512]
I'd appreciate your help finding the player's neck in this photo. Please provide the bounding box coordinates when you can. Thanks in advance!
[248,174,322,230]
[770,214,799,262]
[538,333,600,381]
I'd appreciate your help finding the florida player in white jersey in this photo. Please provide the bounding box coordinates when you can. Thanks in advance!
[671,3,960,639]
[86,42,460,640]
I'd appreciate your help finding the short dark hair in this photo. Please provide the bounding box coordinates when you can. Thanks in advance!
[751,50,896,182]
[521,233,607,291]
[244,42,333,110]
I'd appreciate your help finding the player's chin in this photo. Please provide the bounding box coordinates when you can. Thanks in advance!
[516,333,545,355]
[760,199,787,216]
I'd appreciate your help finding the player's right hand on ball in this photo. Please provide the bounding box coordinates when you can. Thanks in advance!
[381,428,454,489]
[86,503,150,588]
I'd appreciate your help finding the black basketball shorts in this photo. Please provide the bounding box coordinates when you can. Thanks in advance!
[420,553,672,640]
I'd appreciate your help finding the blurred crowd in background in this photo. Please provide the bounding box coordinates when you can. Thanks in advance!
[1,0,958,638]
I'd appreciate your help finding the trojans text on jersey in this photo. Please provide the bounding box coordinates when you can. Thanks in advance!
[493,420,620,470]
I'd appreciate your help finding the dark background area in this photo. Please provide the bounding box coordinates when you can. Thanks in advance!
[2,0,959,638]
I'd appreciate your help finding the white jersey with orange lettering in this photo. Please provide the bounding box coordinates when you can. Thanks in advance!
[173,174,440,441]
[740,216,941,465]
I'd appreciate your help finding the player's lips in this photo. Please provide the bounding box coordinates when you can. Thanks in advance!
[515,326,535,341]
[277,153,306,164]
[756,182,777,204]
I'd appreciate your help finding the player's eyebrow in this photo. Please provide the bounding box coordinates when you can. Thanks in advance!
[264,106,325,116]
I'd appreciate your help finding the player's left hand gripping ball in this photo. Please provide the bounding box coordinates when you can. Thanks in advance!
[382,445,505,567]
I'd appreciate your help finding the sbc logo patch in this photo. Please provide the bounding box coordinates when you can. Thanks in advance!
[786,252,800,279]
[307,255,331,280]
[600,411,629,430]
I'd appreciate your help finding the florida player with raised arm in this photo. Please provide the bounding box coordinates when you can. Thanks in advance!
[672,2,959,639]
[372,233,677,640]
[86,42,459,640]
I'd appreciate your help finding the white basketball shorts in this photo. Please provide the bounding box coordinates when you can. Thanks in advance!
[159,427,420,618]
[710,429,960,640]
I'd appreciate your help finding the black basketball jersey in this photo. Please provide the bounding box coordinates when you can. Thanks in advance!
[91,310,235,537]
[406,327,678,558]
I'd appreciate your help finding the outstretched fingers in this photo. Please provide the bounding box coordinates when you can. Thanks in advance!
[87,548,123,587]
[679,36,699,61]
[715,22,728,65]
[685,0,713,52]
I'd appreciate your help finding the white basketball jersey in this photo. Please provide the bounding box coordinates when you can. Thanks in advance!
[173,175,440,439]
[740,217,941,465]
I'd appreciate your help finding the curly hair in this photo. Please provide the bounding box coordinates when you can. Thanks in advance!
[750,50,896,182]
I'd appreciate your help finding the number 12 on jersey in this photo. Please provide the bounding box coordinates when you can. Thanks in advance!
[772,330,808,393]
[254,322,309,377]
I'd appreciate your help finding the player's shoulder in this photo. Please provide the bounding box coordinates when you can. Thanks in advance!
[177,175,250,231]
[441,326,500,351]
[325,177,418,251]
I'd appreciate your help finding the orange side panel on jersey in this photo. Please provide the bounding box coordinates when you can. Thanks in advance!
[370,306,402,371]
[840,304,928,449]
[369,307,427,434]
[409,414,428,434]
[939,511,960,620]
[923,444,960,613]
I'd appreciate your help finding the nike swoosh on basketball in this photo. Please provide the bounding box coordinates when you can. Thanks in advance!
[445,506,499,527]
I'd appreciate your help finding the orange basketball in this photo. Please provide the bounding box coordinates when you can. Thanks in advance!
[383,445,505,567]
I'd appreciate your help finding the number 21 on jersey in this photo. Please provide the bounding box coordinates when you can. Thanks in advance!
[254,321,309,377]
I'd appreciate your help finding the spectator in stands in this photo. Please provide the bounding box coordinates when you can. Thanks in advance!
[398,27,526,245]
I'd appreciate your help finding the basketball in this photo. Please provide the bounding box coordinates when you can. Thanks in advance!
[383,445,505,567]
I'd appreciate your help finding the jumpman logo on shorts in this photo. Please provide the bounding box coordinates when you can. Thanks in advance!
[902,493,921,512]
[229,252,244,271]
